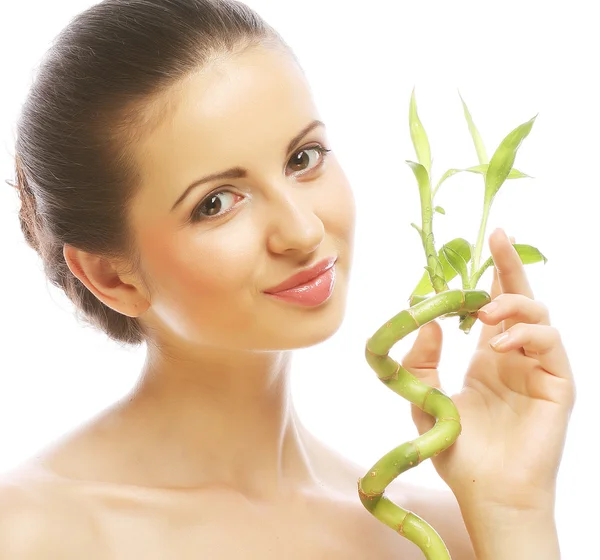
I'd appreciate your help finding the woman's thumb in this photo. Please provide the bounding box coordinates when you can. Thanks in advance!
[400,319,444,435]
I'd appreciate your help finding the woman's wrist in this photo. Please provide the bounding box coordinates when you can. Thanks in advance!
[458,499,560,560]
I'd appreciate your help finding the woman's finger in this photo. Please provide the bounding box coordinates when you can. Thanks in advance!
[488,323,575,407]
[477,264,503,347]
[477,243,513,347]
[489,228,535,300]
[477,293,551,329]
[489,323,573,380]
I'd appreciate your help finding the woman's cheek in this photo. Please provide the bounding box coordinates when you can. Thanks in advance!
[174,228,258,299]
[324,169,356,237]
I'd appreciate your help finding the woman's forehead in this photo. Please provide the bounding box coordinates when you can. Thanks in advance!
[138,46,317,158]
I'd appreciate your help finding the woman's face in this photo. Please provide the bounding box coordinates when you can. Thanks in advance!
[127,44,355,353]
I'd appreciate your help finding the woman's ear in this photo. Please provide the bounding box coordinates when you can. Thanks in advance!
[63,244,150,317]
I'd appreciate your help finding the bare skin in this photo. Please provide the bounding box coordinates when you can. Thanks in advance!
[0,424,471,559]
[1,44,475,558]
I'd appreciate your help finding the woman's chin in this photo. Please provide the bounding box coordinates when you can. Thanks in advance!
[268,286,349,350]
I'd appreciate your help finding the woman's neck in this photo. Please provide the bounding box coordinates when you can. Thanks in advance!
[29,346,358,505]
[116,347,322,501]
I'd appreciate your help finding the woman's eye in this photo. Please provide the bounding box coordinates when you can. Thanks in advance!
[286,145,331,176]
[191,191,242,223]
[190,145,332,223]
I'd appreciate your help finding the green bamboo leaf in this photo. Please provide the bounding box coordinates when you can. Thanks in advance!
[471,243,548,288]
[433,165,530,198]
[507,168,531,179]
[485,115,537,202]
[406,160,432,206]
[409,88,432,176]
[434,206,445,215]
[441,245,470,289]
[464,164,532,179]
[458,91,488,165]
[411,272,434,298]
[433,168,462,196]
[410,238,472,297]
[514,243,548,264]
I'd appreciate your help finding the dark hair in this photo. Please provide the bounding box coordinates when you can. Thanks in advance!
[7,0,291,347]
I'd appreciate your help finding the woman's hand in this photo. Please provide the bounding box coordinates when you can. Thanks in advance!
[402,228,576,513]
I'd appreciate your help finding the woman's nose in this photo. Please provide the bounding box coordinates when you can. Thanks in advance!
[265,192,325,256]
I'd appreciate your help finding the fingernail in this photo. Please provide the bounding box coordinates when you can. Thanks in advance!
[479,301,498,315]
[489,332,509,348]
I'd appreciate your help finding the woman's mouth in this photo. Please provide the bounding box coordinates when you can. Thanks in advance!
[263,264,336,307]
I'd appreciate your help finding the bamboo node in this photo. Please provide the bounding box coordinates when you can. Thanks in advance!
[357,480,383,501]
[406,308,420,328]
[421,386,436,410]
[365,340,387,358]
[379,360,400,382]
[396,510,410,535]
[438,417,460,425]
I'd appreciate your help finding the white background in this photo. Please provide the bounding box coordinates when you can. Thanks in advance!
[1,1,597,557]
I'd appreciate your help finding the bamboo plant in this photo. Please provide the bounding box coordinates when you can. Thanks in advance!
[357,89,547,559]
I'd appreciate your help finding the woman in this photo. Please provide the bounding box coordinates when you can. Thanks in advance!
[2,0,575,558]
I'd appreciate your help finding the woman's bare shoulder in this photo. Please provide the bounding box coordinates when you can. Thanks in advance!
[0,467,58,557]
[0,465,98,559]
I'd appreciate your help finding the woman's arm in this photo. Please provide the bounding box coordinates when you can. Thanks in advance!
[458,499,560,560]
[406,484,559,560]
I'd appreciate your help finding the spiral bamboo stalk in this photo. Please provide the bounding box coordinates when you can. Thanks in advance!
[357,289,490,559]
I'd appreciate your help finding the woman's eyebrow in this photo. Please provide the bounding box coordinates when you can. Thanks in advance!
[170,119,325,212]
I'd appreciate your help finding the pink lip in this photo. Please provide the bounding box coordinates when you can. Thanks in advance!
[264,256,337,294]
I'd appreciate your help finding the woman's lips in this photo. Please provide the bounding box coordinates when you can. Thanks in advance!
[263,256,337,293]
[264,265,336,307]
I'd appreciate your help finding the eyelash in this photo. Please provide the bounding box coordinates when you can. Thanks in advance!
[189,144,332,224]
